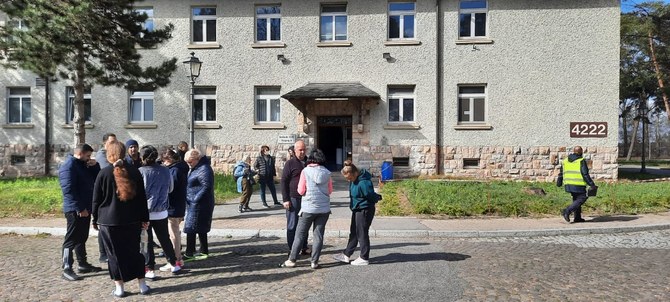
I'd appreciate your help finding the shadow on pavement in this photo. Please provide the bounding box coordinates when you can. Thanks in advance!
[372,252,471,264]
[587,215,640,223]
[372,242,431,249]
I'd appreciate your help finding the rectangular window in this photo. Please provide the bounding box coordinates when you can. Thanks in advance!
[458,85,486,123]
[192,7,217,43]
[7,87,31,123]
[393,157,410,167]
[320,4,347,42]
[193,87,216,122]
[388,86,415,123]
[255,87,281,123]
[463,158,480,168]
[256,5,281,42]
[6,19,28,43]
[135,7,154,34]
[129,91,154,122]
[388,2,416,40]
[459,0,487,38]
[66,87,92,124]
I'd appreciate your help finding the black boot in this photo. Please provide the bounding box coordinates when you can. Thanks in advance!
[262,202,270,208]
[62,248,81,281]
[77,261,102,273]
[561,209,571,222]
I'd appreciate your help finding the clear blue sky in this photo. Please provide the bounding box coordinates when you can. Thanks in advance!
[621,0,670,12]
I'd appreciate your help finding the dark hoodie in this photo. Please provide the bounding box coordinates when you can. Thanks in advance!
[349,169,379,210]
[557,153,596,193]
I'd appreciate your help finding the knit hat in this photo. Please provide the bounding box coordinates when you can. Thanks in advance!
[125,139,139,148]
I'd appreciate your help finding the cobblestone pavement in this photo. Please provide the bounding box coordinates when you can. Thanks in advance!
[0,230,668,301]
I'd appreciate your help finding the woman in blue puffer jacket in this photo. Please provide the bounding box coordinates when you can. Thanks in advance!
[183,149,215,261]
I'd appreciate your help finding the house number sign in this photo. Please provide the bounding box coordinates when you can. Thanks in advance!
[570,122,607,138]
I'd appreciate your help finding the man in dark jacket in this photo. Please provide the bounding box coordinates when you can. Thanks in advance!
[94,132,116,263]
[125,139,142,168]
[281,140,309,254]
[59,143,102,281]
[557,146,597,223]
[255,145,280,207]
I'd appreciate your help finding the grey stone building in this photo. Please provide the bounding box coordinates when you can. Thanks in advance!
[0,0,619,180]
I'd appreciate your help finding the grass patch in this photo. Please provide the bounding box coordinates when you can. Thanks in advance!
[0,174,245,217]
[378,179,670,217]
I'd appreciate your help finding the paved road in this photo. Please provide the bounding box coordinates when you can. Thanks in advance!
[1,230,669,301]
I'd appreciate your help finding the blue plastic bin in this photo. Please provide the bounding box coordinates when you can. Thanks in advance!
[381,161,393,182]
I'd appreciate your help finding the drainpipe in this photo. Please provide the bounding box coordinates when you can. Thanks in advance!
[44,78,51,176]
[435,0,443,175]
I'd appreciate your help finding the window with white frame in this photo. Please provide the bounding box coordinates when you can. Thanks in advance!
[320,4,347,42]
[459,0,487,38]
[255,87,281,123]
[388,86,415,123]
[135,7,154,35]
[66,87,92,124]
[256,5,281,42]
[193,87,216,122]
[192,7,216,43]
[458,85,486,123]
[7,87,31,123]
[129,91,154,122]
[388,2,416,40]
[6,19,28,43]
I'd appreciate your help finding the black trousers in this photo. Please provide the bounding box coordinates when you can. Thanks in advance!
[344,206,376,260]
[146,218,177,269]
[185,232,209,255]
[567,192,588,219]
[62,211,91,267]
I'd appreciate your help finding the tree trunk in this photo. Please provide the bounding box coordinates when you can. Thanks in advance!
[72,57,86,145]
[648,33,670,121]
[622,115,629,157]
[626,118,640,161]
[655,115,661,158]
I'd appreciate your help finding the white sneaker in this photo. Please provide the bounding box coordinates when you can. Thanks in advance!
[311,262,319,269]
[281,260,296,268]
[332,253,350,263]
[158,263,173,272]
[351,258,369,266]
[171,264,181,273]
[144,269,156,279]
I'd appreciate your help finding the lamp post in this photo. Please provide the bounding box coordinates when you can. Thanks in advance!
[640,102,648,174]
[183,52,202,148]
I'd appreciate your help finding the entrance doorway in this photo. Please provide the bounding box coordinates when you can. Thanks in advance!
[317,116,352,171]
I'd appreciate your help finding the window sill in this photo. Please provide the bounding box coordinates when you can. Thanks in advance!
[251,42,286,48]
[453,124,493,130]
[187,43,221,49]
[61,124,95,129]
[252,123,286,130]
[124,123,158,129]
[194,123,221,129]
[455,39,494,45]
[316,41,352,47]
[384,123,421,130]
[384,40,422,46]
[2,123,34,129]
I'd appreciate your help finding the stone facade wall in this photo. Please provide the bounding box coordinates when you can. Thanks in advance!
[1,143,618,182]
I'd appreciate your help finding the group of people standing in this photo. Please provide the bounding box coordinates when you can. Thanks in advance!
[59,134,215,297]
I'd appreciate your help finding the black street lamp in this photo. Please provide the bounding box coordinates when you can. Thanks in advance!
[639,103,649,173]
[183,52,202,148]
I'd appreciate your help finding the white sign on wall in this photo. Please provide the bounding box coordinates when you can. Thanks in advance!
[278,134,296,144]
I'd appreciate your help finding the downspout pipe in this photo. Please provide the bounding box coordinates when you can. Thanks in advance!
[44,77,51,176]
[435,0,443,175]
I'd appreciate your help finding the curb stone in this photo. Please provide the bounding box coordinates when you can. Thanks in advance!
[2,223,669,239]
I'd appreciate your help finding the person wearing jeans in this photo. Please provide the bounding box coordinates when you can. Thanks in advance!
[254,145,280,207]
[333,160,380,266]
[281,149,332,269]
[281,142,309,255]
[138,146,180,277]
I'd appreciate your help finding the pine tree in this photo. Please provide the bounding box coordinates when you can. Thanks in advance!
[0,0,177,144]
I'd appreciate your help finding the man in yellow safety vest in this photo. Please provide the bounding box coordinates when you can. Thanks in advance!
[556,146,597,223]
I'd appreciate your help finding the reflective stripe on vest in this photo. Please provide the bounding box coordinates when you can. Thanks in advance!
[562,158,586,186]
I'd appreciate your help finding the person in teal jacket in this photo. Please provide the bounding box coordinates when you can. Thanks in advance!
[332,160,380,266]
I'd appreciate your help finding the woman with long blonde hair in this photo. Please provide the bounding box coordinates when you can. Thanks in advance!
[92,141,151,297]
